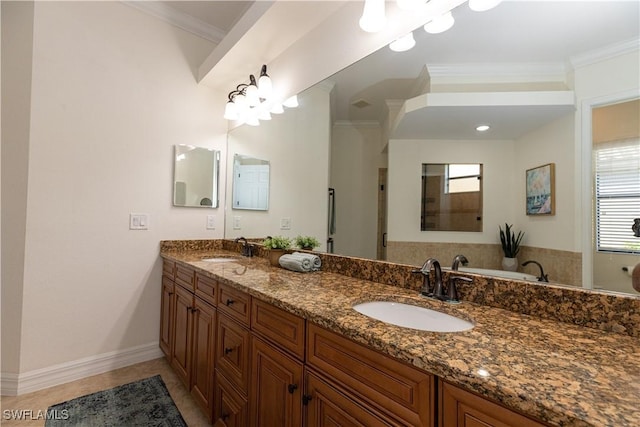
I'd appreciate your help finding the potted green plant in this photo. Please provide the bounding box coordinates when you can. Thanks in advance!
[499,223,524,271]
[263,236,291,266]
[294,235,320,251]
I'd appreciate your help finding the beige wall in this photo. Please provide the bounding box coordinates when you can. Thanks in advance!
[2,1,228,388]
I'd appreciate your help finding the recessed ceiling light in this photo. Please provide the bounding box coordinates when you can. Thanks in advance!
[476,125,490,132]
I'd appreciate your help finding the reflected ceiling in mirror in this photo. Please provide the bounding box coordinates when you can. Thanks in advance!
[232,154,270,211]
[173,145,220,208]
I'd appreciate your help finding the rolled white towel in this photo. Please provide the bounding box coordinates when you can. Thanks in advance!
[279,254,313,272]
[291,252,321,271]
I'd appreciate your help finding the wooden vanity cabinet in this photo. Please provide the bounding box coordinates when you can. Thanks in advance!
[159,260,175,360]
[164,262,217,421]
[213,372,248,427]
[440,380,549,427]
[307,323,434,427]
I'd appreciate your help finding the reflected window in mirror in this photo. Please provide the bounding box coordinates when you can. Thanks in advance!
[421,163,483,232]
[232,154,270,210]
[173,145,220,208]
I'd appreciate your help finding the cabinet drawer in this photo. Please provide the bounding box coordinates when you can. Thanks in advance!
[217,283,251,325]
[217,314,251,395]
[195,272,218,307]
[440,380,548,427]
[214,371,248,427]
[251,299,305,360]
[162,259,175,279]
[175,263,195,292]
[307,324,433,427]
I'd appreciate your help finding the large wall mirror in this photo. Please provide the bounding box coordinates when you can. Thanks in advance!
[173,145,220,208]
[421,163,482,232]
[220,2,639,294]
[231,154,270,211]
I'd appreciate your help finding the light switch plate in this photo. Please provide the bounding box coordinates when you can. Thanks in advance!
[280,217,291,230]
[206,215,215,230]
[129,213,149,230]
[233,216,241,230]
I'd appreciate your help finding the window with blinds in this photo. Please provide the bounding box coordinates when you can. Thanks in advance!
[595,138,640,254]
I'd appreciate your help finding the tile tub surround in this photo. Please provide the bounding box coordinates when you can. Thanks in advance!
[160,240,640,337]
[160,243,640,426]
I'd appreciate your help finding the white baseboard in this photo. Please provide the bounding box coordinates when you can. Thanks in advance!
[1,342,163,396]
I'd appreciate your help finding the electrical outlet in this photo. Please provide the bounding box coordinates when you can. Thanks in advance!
[129,213,149,230]
[280,217,291,230]
[233,216,241,230]
[206,215,215,230]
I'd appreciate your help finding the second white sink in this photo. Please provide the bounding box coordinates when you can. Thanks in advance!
[353,301,474,333]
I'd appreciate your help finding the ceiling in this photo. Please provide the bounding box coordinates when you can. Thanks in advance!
[132,1,639,139]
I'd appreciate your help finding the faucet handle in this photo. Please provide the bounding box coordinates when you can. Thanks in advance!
[448,275,473,302]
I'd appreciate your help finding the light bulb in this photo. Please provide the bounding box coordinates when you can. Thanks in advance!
[389,32,416,52]
[224,101,238,120]
[359,0,386,33]
[258,75,272,99]
[424,11,455,34]
[283,95,298,108]
[468,0,502,12]
[257,103,272,121]
[246,84,260,107]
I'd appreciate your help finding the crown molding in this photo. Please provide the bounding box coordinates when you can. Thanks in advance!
[426,62,567,82]
[122,1,226,43]
[570,37,640,69]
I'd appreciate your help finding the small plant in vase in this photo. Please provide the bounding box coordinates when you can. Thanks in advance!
[294,235,320,251]
[499,223,524,271]
[263,236,291,266]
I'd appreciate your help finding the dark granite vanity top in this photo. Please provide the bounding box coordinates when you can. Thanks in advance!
[161,247,640,427]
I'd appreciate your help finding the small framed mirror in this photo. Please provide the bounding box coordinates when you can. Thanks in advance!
[173,145,220,208]
[232,154,270,210]
[421,163,483,232]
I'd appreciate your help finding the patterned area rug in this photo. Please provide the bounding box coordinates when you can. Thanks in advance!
[45,375,187,427]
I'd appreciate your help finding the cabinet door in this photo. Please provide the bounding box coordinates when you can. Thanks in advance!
[160,276,175,360]
[440,381,548,427]
[217,314,251,396]
[171,284,194,388]
[214,371,248,427]
[250,336,303,427]
[306,371,400,427]
[191,297,217,421]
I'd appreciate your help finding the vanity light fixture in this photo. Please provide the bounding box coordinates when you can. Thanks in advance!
[476,124,490,132]
[389,32,416,52]
[283,95,299,108]
[359,0,387,33]
[224,65,295,125]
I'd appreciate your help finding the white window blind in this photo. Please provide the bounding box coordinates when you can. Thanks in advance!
[595,138,640,253]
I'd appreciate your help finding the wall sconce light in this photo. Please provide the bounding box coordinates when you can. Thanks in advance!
[224,65,297,125]
[359,0,387,33]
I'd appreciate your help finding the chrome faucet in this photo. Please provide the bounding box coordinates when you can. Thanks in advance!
[412,258,440,297]
[234,237,253,257]
[522,260,548,282]
[451,254,469,271]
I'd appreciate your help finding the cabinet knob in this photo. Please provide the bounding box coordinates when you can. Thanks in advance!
[287,384,298,394]
[224,347,234,355]
[225,299,234,306]
[221,413,229,421]
[302,394,313,405]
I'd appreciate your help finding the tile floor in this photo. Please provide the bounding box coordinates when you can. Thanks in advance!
[0,358,211,427]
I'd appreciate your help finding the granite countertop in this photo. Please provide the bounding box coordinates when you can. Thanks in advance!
[161,249,640,427]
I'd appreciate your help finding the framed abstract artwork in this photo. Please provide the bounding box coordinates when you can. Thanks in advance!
[526,163,555,215]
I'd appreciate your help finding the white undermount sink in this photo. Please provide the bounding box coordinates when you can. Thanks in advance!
[353,301,474,333]
[200,257,238,263]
